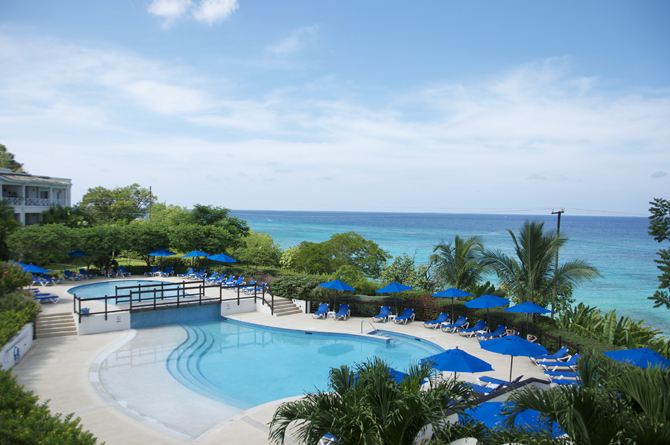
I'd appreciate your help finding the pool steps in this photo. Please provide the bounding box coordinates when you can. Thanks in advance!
[272,298,302,316]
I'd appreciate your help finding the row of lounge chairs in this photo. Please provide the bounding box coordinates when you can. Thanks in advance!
[30,287,59,303]
[312,303,351,321]
[144,266,174,277]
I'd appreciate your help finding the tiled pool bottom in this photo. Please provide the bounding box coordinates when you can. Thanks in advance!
[92,318,445,440]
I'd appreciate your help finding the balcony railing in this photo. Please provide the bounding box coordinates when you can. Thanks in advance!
[2,197,69,207]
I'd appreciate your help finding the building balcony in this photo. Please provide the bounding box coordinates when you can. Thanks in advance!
[2,197,69,207]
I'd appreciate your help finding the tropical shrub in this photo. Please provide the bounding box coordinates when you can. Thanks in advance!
[0,262,32,293]
[379,254,433,291]
[233,232,282,267]
[0,291,39,348]
[270,275,322,299]
[7,223,74,266]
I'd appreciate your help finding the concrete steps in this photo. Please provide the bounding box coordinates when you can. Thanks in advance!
[272,297,302,317]
[35,313,77,338]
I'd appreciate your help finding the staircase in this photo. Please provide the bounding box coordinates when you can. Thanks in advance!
[35,313,77,338]
[272,297,302,317]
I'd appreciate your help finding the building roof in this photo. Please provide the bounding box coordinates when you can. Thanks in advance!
[0,169,71,186]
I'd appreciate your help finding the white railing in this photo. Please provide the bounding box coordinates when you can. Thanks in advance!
[51,199,67,206]
[2,197,23,205]
[24,198,51,206]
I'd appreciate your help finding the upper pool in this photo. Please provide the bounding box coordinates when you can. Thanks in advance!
[68,279,182,303]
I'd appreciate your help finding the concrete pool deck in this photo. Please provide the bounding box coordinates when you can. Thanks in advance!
[13,277,551,444]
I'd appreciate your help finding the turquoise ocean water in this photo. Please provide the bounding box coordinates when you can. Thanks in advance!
[230,210,669,334]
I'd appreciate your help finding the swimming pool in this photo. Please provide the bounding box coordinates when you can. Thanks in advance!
[95,318,445,438]
[68,280,183,304]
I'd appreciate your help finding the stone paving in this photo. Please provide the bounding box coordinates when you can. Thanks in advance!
[13,277,551,445]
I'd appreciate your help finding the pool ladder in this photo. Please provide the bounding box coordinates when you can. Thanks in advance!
[361,320,378,334]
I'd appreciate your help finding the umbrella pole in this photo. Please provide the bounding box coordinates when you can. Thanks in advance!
[509,356,514,384]
[452,297,455,320]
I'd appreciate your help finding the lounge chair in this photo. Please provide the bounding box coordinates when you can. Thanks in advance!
[34,293,59,303]
[157,266,172,277]
[372,306,391,323]
[204,272,219,282]
[189,270,207,280]
[313,303,329,319]
[31,275,51,286]
[466,382,497,396]
[223,277,244,287]
[476,375,524,389]
[441,316,468,333]
[334,304,350,321]
[63,270,81,281]
[476,325,507,341]
[424,313,449,329]
[394,308,415,324]
[457,320,487,337]
[144,266,160,276]
[551,379,580,386]
[41,274,63,285]
[531,346,571,365]
[79,269,96,278]
[540,354,580,372]
[319,433,339,445]
[214,275,231,284]
[544,370,580,379]
[116,266,131,277]
[177,268,195,277]
[242,281,258,293]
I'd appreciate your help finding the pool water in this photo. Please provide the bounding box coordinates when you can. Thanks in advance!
[166,319,445,409]
[68,280,183,304]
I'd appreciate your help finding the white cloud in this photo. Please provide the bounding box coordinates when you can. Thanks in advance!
[192,0,239,24]
[147,0,237,26]
[266,26,317,55]
[652,171,667,178]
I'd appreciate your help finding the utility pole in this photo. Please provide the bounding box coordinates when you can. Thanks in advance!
[148,186,152,223]
[551,208,564,318]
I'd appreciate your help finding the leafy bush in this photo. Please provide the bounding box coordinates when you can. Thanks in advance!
[0,262,32,293]
[0,368,100,444]
[270,275,322,299]
[0,291,39,348]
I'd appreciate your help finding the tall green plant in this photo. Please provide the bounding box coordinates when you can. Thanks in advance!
[430,235,485,292]
[648,198,670,310]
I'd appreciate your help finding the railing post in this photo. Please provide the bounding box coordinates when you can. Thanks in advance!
[237,284,240,306]
[105,296,108,321]
[271,291,274,316]
[78,296,81,324]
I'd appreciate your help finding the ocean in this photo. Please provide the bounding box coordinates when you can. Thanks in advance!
[230,210,668,334]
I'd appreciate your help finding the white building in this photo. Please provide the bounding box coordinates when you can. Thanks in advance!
[0,167,72,226]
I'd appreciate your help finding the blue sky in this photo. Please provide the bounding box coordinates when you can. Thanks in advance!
[1,0,669,216]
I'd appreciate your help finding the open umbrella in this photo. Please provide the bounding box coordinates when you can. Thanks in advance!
[432,287,473,320]
[68,250,90,270]
[319,280,355,311]
[148,248,175,267]
[603,348,669,369]
[464,294,510,323]
[207,253,237,263]
[376,282,413,316]
[461,401,565,436]
[480,335,547,384]
[421,347,493,379]
[15,262,52,274]
[505,302,552,335]
[182,250,211,268]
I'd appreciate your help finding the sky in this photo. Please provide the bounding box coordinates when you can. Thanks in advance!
[1,0,669,216]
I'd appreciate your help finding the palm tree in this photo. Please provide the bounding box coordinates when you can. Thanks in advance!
[269,357,476,445]
[430,235,486,292]
[480,220,601,312]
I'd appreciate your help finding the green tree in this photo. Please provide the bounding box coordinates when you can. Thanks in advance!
[234,232,282,267]
[78,184,155,225]
[188,204,250,236]
[75,225,125,266]
[269,357,475,445]
[6,224,74,265]
[123,223,170,265]
[380,253,432,291]
[648,198,670,310]
[0,144,25,172]
[0,200,21,260]
[148,202,191,226]
[168,224,235,256]
[430,235,486,292]
[480,221,601,310]
[280,245,300,270]
[40,205,94,228]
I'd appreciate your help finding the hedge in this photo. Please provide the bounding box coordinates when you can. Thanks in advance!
[0,368,100,444]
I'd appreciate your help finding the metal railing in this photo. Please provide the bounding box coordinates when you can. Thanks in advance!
[2,197,23,205]
[73,280,275,323]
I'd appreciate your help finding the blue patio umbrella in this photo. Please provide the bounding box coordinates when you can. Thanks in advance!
[432,287,473,318]
[505,302,553,333]
[11,261,52,274]
[375,282,413,294]
[603,348,670,369]
[68,250,90,269]
[421,347,493,377]
[148,248,175,267]
[461,401,565,436]
[182,250,211,267]
[207,253,237,263]
[465,294,510,322]
[319,280,355,292]
[480,335,548,384]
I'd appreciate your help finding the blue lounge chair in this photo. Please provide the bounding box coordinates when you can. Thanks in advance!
[544,370,580,379]
[33,293,59,303]
[144,266,160,276]
[319,433,339,445]
[63,270,81,281]
[224,277,244,287]
[157,266,172,277]
[334,304,350,321]
[177,268,195,277]
[79,269,96,278]
[213,275,230,284]
[540,354,580,372]
[476,325,507,341]
[424,313,449,329]
[531,346,571,365]
[394,308,415,324]
[466,382,497,396]
[204,272,219,282]
[458,320,487,337]
[372,306,391,323]
[189,270,207,280]
[551,379,580,386]
[441,316,468,333]
[477,375,524,389]
[242,281,258,293]
[116,266,130,277]
[41,274,63,285]
[313,303,329,319]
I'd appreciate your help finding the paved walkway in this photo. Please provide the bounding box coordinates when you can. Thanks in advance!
[13,277,550,445]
